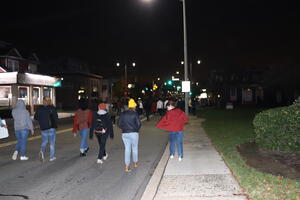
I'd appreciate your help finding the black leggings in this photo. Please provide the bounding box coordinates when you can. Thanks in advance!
[96,134,108,159]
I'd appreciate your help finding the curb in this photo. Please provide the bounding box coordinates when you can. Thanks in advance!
[141,143,169,200]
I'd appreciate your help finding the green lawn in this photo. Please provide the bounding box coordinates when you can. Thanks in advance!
[197,108,300,200]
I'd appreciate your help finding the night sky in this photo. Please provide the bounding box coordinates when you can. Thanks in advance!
[1,0,299,80]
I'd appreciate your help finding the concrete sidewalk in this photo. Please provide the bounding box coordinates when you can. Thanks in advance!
[142,116,247,200]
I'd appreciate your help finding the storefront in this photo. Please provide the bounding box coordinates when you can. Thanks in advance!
[0,72,60,114]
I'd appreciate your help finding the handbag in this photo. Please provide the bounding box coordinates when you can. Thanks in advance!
[0,120,9,139]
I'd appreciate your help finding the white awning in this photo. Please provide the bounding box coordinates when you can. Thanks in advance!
[0,72,59,86]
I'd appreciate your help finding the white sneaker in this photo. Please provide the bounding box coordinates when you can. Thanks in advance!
[103,153,108,160]
[12,150,18,160]
[97,159,103,164]
[39,152,45,162]
[170,155,174,159]
[20,156,29,161]
[49,157,56,162]
[178,157,182,162]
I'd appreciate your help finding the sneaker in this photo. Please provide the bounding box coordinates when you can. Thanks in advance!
[49,157,56,162]
[124,165,131,172]
[80,152,87,157]
[178,157,183,162]
[103,153,108,160]
[39,152,44,162]
[170,155,174,159]
[20,156,29,161]
[133,162,139,168]
[97,159,103,164]
[12,150,18,160]
[84,147,89,153]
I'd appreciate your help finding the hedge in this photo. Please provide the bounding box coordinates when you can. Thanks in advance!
[253,103,300,151]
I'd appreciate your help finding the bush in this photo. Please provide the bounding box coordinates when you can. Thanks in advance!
[253,104,300,151]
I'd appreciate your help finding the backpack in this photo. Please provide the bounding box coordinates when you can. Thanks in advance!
[95,114,106,133]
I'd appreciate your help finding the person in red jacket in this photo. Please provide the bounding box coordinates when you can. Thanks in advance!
[156,99,189,161]
[72,99,93,157]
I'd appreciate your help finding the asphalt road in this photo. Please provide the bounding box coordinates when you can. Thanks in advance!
[0,116,168,200]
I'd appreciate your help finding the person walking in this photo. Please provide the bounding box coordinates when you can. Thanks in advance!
[90,103,114,164]
[156,99,163,116]
[11,100,34,161]
[72,99,93,157]
[117,98,141,172]
[156,99,189,161]
[144,98,152,121]
[34,96,58,162]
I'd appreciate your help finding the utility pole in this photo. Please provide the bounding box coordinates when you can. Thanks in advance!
[182,0,189,114]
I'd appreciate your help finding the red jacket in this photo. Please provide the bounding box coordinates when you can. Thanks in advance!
[156,108,189,132]
[72,109,93,133]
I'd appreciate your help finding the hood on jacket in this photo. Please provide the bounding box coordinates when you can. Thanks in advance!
[15,100,26,109]
[97,109,107,115]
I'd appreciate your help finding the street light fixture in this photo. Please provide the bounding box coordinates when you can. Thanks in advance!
[116,62,136,97]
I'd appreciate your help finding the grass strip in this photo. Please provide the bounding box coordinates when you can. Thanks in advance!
[197,108,300,200]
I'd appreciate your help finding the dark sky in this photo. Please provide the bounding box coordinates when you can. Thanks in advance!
[1,0,299,80]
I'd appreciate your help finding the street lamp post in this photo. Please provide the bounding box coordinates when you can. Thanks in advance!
[117,62,136,97]
[181,0,189,114]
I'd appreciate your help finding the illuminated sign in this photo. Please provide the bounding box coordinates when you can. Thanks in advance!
[182,81,190,92]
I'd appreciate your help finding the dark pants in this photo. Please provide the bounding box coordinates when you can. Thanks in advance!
[96,134,108,159]
[157,109,163,116]
[145,109,150,121]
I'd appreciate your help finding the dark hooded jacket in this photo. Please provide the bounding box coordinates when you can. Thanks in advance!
[34,104,58,130]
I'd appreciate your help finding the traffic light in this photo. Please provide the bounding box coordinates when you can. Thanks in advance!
[167,80,173,85]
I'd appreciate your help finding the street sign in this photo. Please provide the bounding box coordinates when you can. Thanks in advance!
[182,81,190,92]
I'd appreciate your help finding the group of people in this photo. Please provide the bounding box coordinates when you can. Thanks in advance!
[72,98,141,172]
[10,96,58,162]
[3,95,189,172]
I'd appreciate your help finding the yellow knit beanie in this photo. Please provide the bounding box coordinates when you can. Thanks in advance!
[128,98,137,108]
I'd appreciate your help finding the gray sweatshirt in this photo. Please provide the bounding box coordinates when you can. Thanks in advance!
[12,100,34,131]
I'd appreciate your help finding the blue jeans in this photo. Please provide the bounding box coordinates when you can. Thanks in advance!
[169,132,184,158]
[122,132,139,166]
[15,129,29,157]
[79,128,89,152]
[40,128,56,159]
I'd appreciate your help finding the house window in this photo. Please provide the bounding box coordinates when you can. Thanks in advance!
[33,87,40,105]
[43,87,52,100]
[7,59,19,71]
[0,86,11,107]
[28,63,37,73]
[18,86,29,105]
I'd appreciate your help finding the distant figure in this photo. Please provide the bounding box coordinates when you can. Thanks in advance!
[11,100,34,161]
[72,99,93,157]
[156,99,163,116]
[177,99,185,111]
[144,98,152,121]
[34,96,58,162]
[90,103,114,164]
[110,103,118,124]
[118,99,141,172]
[137,98,144,115]
[151,100,157,114]
[156,99,189,162]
